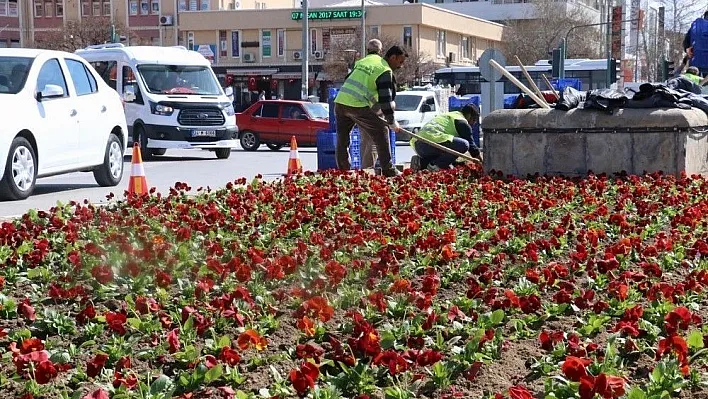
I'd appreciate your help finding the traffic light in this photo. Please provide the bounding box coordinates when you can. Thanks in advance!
[665,59,675,79]
[551,48,562,79]
[609,58,622,84]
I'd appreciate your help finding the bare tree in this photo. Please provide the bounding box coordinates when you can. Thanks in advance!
[322,31,436,86]
[500,0,602,64]
[659,0,704,65]
[34,17,131,52]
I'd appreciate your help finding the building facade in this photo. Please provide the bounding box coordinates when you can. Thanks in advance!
[5,0,504,102]
[178,2,504,103]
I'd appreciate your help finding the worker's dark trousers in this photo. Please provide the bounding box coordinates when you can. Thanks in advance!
[334,103,394,171]
[414,137,470,169]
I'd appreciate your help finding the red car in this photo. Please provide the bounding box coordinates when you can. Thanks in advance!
[236,100,329,151]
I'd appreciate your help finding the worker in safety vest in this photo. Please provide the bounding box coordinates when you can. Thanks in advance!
[410,103,481,172]
[682,66,703,85]
[334,41,408,177]
[684,9,708,77]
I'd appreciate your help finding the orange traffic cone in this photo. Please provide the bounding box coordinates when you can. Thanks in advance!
[287,136,303,175]
[128,143,149,195]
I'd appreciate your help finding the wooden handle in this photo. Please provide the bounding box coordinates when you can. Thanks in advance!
[489,59,550,109]
[542,74,560,100]
[515,55,548,106]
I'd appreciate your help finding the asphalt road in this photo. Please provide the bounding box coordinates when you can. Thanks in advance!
[0,144,415,218]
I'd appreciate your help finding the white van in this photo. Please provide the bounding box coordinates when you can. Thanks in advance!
[76,44,238,159]
[394,90,440,141]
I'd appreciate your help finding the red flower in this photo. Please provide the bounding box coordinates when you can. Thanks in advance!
[373,350,409,375]
[416,349,443,367]
[324,260,348,286]
[289,361,319,396]
[76,304,96,324]
[82,389,109,399]
[579,373,626,399]
[34,360,59,384]
[664,306,693,335]
[167,328,180,353]
[219,346,241,366]
[508,385,534,399]
[19,298,36,322]
[657,335,689,365]
[115,356,131,372]
[237,329,268,351]
[519,294,541,313]
[86,353,109,378]
[296,343,325,363]
[296,296,334,323]
[561,356,592,382]
[296,316,316,337]
[90,265,114,285]
[105,311,127,335]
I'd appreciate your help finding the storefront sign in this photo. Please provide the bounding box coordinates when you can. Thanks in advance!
[291,9,363,21]
[262,31,272,57]
[196,44,216,64]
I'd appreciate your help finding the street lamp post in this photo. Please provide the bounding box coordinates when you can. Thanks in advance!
[361,0,366,57]
[301,0,309,100]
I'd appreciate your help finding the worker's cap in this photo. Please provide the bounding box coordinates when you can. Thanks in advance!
[687,66,700,75]
[367,39,383,54]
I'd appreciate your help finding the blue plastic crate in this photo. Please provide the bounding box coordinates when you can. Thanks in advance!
[317,127,397,171]
[328,88,339,131]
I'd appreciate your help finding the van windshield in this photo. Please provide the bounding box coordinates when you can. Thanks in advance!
[137,65,222,95]
[394,94,423,111]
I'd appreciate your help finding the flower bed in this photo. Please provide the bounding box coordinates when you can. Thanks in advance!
[1,167,708,399]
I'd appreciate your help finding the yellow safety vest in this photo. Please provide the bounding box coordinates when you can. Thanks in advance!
[410,111,467,150]
[334,54,392,108]
[682,73,702,85]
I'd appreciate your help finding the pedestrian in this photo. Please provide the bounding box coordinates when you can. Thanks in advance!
[334,41,408,177]
[683,8,708,77]
[410,103,482,172]
[259,90,266,101]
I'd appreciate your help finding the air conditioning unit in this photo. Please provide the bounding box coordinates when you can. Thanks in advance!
[159,15,173,26]
[293,51,302,60]
[314,50,323,59]
[243,53,255,62]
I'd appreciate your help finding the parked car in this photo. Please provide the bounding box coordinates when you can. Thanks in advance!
[236,100,329,151]
[394,90,441,141]
[0,48,128,201]
[76,44,238,160]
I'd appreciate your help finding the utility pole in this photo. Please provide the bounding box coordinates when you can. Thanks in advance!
[301,0,309,100]
[360,0,365,56]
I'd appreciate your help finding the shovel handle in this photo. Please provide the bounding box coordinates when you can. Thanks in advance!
[403,128,482,166]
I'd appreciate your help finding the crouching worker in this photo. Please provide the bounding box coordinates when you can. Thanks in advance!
[410,103,482,171]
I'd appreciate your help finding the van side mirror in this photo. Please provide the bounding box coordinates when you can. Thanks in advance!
[421,103,432,112]
[123,84,137,103]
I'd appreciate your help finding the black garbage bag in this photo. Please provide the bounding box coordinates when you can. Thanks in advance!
[667,76,702,94]
[582,88,629,114]
[555,87,586,111]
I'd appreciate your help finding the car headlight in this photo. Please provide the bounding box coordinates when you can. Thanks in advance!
[150,101,174,116]
[225,104,235,116]
[398,120,409,126]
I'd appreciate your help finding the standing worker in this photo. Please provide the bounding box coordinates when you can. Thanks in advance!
[334,40,408,177]
[683,9,708,77]
[410,103,482,171]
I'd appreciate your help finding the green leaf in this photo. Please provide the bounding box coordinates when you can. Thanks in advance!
[627,387,647,399]
[183,315,195,332]
[380,330,396,350]
[490,309,505,326]
[127,318,142,329]
[204,364,224,383]
[150,374,172,394]
[687,330,704,350]
[218,335,231,349]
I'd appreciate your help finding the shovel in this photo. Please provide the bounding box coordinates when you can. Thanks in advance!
[401,128,483,167]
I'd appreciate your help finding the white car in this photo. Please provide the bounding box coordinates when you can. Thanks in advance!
[0,48,128,201]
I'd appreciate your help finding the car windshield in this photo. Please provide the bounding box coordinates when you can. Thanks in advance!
[137,64,222,95]
[394,94,423,111]
[303,103,329,119]
[0,57,34,94]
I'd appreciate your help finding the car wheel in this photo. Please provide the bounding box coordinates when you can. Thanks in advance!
[215,148,231,159]
[152,148,167,156]
[266,143,283,151]
[93,133,125,187]
[134,125,153,160]
[240,131,260,151]
[0,137,37,201]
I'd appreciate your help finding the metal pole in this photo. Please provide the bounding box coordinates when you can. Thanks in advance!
[301,0,309,100]
[634,22,639,82]
[361,0,366,56]
[606,3,612,88]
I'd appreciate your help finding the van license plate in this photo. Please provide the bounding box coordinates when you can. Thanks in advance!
[192,130,217,138]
